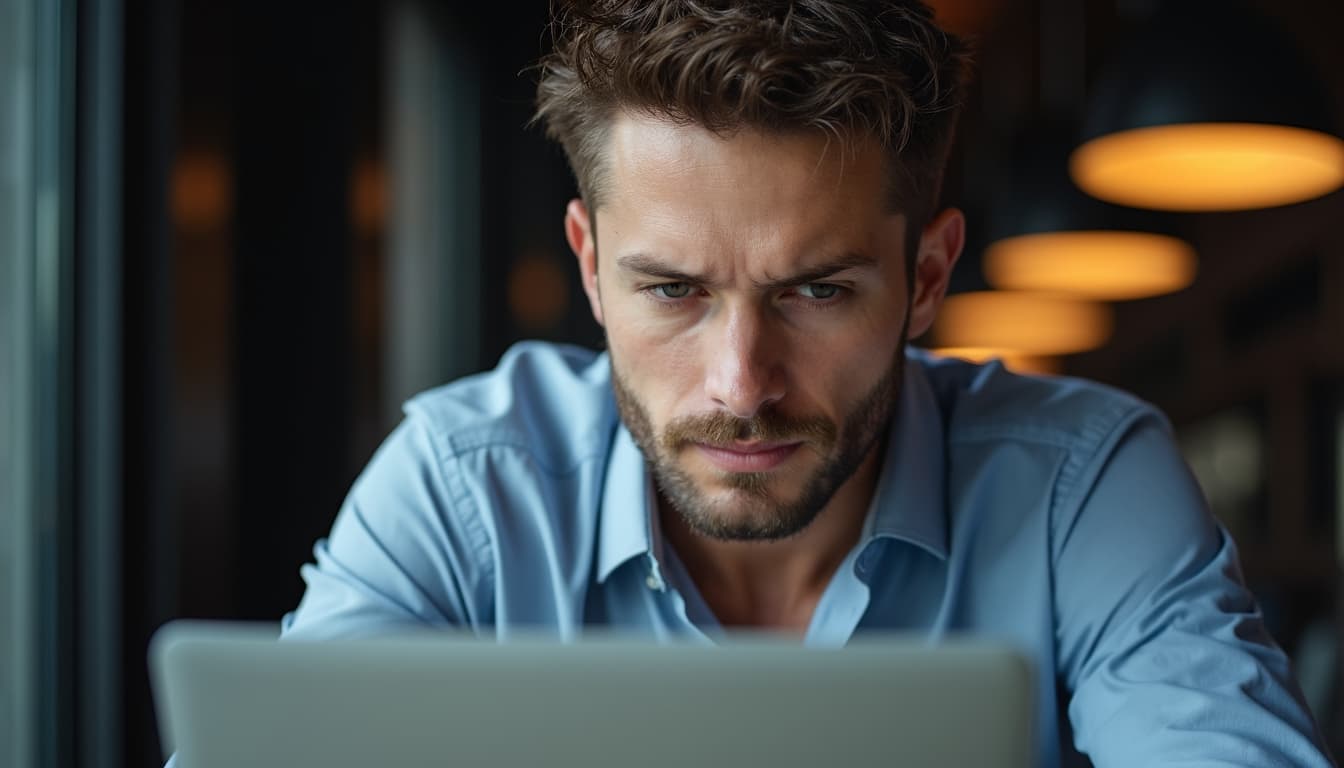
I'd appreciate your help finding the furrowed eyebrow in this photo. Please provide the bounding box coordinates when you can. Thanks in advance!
[615,253,707,284]
[755,251,877,290]
[614,251,877,290]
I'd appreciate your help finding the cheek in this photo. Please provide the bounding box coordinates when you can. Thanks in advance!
[605,308,704,422]
[786,340,886,420]
[794,300,904,386]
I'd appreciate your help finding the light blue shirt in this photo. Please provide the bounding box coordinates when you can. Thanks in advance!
[282,341,1332,767]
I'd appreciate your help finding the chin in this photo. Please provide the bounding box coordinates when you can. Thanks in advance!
[672,475,824,541]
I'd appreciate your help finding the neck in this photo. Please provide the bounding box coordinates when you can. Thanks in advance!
[659,440,884,632]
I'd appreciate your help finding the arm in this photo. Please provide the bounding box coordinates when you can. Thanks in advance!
[1054,415,1333,767]
[281,417,491,640]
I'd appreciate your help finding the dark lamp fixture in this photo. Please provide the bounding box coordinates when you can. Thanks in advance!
[1072,0,1344,211]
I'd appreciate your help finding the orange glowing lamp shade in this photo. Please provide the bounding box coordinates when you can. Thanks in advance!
[983,231,1197,301]
[931,291,1113,356]
[1071,123,1344,211]
[927,347,1061,375]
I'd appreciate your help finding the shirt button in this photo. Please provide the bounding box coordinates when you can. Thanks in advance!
[646,574,665,592]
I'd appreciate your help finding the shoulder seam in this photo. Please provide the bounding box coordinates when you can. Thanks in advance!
[440,428,609,477]
[949,424,1095,451]
[1049,400,1162,543]
[414,418,496,586]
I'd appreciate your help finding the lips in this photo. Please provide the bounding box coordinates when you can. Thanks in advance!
[695,441,801,473]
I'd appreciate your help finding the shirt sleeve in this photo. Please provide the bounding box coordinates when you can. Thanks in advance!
[1054,413,1334,767]
[280,416,493,640]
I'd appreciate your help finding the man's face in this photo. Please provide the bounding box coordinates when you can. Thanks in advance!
[577,115,921,541]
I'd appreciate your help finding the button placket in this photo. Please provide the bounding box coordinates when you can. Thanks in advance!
[644,553,667,592]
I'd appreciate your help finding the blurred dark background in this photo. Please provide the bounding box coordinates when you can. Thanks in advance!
[2,0,1342,766]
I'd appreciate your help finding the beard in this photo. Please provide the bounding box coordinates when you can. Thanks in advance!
[610,339,906,543]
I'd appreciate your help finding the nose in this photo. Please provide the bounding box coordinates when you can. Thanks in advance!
[703,304,785,419]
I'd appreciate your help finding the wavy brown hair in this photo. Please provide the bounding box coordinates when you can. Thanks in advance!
[532,0,971,248]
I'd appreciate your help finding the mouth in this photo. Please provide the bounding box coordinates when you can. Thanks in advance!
[693,441,801,473]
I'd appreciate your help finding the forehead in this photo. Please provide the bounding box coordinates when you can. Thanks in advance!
[607,112,887,201]
[602,113,897,255]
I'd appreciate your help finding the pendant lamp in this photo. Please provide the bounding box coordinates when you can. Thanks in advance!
[930,291,1113,357]
[981,120,1198,301]
[1071,0,1344,211]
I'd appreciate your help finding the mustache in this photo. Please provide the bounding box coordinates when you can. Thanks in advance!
[661,410,837,451]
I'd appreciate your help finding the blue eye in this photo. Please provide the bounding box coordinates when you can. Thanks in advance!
[797,283,840,300]
[652,283,693,299]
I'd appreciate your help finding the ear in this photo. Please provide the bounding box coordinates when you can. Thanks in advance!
[565,198,604,327]
[906,207,965,339]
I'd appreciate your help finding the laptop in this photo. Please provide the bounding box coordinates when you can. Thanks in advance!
[149,620,1035,768]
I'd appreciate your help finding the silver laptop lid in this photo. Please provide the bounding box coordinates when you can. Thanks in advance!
[150,620,1034,768]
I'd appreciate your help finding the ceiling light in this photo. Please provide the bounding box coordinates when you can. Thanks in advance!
[931,292,1113,356]
[1073,0,1343,211]
[984,230,1196,300]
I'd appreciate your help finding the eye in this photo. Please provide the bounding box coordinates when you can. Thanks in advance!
[650,282,694,300]
[796,283,841,300]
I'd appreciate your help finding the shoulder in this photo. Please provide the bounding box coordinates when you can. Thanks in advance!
[912,350,1179,521]
[402,341,619,473]
[913,349,1160,454]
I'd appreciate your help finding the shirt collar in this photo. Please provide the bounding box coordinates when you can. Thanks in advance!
[595,422,655,583]
[866,355,948,559]
[594,353,949,583]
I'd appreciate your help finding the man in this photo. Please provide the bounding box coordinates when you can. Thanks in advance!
[283,1,1333,765]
